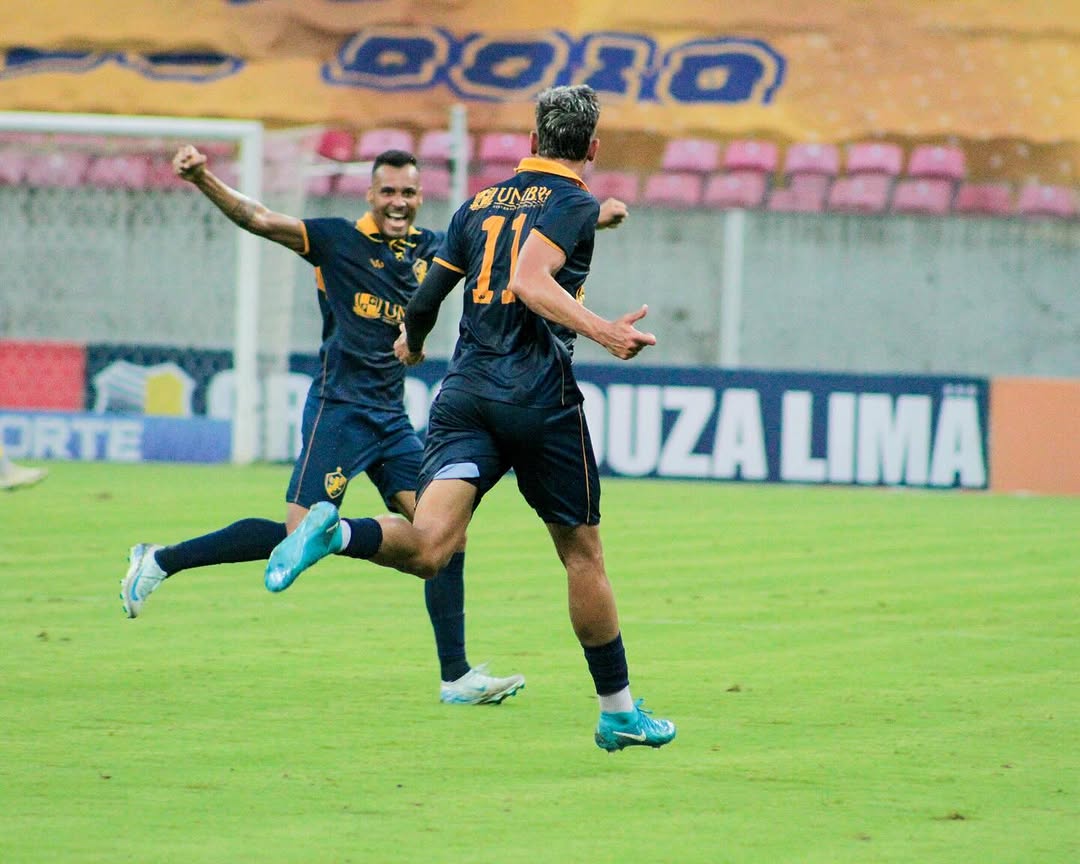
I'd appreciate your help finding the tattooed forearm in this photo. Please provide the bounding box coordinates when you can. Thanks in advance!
[224,197,258,228]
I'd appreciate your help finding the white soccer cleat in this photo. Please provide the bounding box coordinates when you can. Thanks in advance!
[0,463,47,491]
[439,662,526,705]
[120,543,166,618]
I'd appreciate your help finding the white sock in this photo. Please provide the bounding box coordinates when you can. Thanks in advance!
[335,519,351,552]
[598,686,634,714]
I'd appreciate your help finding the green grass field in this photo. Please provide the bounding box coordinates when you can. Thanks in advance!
[2,462,1077,863]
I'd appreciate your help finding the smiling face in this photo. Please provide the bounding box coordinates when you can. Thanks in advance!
[366,162,422,238]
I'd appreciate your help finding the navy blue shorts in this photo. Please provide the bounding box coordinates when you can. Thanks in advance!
[287,396,422,511]
[418,387,600,527]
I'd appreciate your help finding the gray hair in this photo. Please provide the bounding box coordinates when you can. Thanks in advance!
[535,85,600,161]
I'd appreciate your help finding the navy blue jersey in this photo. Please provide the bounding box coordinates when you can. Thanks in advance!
[301,214,443,407]
[433,157,599,407]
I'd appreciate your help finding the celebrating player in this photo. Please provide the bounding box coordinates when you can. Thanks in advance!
[265,85,676,751]
[120,146,525,704]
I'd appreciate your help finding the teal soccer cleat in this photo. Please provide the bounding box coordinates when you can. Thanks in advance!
[594,699,676,752]
[264,501,343,593]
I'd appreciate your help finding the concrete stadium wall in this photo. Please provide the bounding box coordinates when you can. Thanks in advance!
[2,189,1077,379]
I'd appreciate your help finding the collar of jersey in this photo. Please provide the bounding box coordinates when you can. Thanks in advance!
[515,157,589,191]
[356,212,423,241]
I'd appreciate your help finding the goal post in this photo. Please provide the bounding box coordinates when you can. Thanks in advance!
[0,111,264,464]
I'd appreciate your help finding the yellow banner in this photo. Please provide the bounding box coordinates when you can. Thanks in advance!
[2,0,1078,149]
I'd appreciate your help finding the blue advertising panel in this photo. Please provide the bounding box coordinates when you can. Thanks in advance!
[569,364,988,489]
[328,359,989,490]
[1,411,231,463]
[45,343,990,486]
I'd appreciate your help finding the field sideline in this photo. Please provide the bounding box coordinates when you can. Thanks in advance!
[1,462,1076,863]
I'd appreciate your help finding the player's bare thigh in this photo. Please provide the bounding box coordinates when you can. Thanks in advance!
[375,479,476,577]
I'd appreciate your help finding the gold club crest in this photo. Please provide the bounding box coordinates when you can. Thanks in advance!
[324,467,347,499]
[412,258,428,284]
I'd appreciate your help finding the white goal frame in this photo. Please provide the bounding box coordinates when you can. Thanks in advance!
[0,111,265,464]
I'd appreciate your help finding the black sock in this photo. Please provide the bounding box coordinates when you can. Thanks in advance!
[154,518,287,576]
[337,517,383,559]
[583,633,630,698]
[425,552,469,682]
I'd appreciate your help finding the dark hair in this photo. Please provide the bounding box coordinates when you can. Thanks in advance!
[372,149,418,175]
[535,85,600,161]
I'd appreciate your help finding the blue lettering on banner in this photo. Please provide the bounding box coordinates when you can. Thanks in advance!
[0,411,231,464]
[388,362,988,490]
[118,52,244,82]
[658,39,785,104]
[448,32,570,99]
[5,29,785,104]
[325,26,452,90]
[322,27,785,105]
[571,34,656,101]
[0,48,110,79]
[1,48,243,82]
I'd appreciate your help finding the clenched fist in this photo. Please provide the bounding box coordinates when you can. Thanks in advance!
[172,145,208,182]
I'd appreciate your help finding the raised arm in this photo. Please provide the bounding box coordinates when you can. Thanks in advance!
[510,233,655,361]
[173,145,307,254]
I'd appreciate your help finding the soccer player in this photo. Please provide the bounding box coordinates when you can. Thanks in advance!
[264,85,676,751]
[0,443,47,491]
[120,146,528,704]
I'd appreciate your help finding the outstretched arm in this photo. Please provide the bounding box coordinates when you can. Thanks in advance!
[510,234,655,360]
[173,145,307,254]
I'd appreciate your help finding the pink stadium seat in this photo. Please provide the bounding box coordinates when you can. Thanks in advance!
[478,132,531,165]
[0,147,29,185]
[722,139,779,173]
[305,172,334,197]
[1016,183,1078,219]
[144,156,188,190]
[419,166,451,200]
[334,171,370,197]
[197,141,237,160]
[316,129,355,162]
[661,138,721,173]
[772,144,839,212]
[262,135,302,165]
[355,128,415,161]
[85,154,152,189]
[468,163,514,196]
[891,178,954,215]
[643,172,704,207]
[845,142,903,177]
[907,144,967,181]
[784,142,840,177]
[417,130,474,164]
[703,171,767,209]
[587,170,640,204]
[953,183,1014,217]
[767,185,826,213]
[23,151,91,188]
[827,174,892,214]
